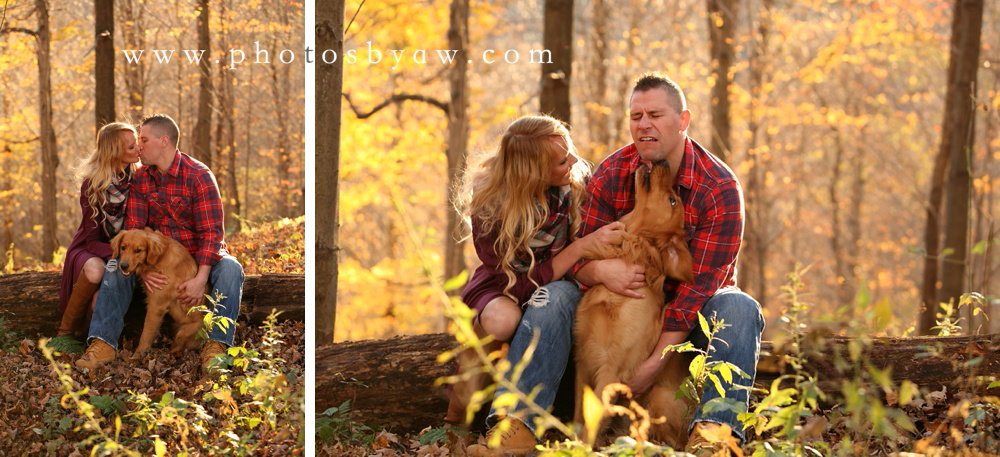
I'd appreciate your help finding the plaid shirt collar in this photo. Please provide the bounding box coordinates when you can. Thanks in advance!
[147,150,184,179]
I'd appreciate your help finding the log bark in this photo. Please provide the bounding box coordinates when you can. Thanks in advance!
[0,272,304,337]
[317,332,1000,433]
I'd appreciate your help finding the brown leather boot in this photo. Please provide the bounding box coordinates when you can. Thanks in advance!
[75,340,116,370]
[444,318,504,425]
[686,422,739,457]
[58,274,100,338]
[467,417,537,457]
[201,341,228,373]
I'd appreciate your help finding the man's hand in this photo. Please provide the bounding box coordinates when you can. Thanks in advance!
[143,271,169,294]
[177,277,208,307]
[595,259,646,299]
[626,330,690,396]
[177,265,212,307]
[627,353,667,396]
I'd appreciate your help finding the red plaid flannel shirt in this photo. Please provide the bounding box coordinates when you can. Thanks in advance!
[126,151,227,267]
[575,138,744,332]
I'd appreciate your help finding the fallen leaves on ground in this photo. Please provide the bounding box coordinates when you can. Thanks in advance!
[0,319,305,455]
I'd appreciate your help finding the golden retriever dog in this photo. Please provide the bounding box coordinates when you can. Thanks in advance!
[574,161,695,447]
[111,227,204,358]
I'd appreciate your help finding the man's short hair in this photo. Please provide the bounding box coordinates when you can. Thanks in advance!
[632,72,687,114]
[141,114,180,148]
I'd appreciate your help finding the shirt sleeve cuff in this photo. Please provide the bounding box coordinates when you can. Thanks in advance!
[196,251,221,267]
[662,309,698,332]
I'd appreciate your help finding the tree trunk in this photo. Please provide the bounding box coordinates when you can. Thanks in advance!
[919,1,965,335]
[270,63,293,218]
[738,0,773,307]
[214,26,241,235]
[316,0,345,344]
[706,0,737,163]
[444,0,469,302]
[938,0,983,312]
[36,0,58,263]
[193,0,213,169]
[0,272,304,337]
[829,128,850,305]
[583,0,610,163]
[317,332,1000,434]
[540,0,573,124]
[94,0,115,132]
[120,0,146,121]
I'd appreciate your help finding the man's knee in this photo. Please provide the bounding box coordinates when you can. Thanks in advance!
[704,289,764,334]
[213,256,245,283]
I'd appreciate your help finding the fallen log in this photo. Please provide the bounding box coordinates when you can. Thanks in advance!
[317,332,1000,434]
[0,271,304,337]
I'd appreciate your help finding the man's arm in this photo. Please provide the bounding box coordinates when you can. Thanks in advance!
[628,178,745,392]
[175,168,225,306]
[191,170,225,268]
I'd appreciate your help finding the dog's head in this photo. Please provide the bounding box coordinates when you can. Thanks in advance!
[111,227,167,277]
[621,161,694,283]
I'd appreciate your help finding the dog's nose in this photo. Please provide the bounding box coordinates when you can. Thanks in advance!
[120,260,129,271]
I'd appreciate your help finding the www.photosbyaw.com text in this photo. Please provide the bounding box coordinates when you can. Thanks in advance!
[122,41,552,70]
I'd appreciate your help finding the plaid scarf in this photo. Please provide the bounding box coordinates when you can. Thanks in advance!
[512,185,572,273]
[101,169,132,239]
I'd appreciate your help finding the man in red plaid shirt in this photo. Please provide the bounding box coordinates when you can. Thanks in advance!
[77,114,243,373]
[575,73,763,453]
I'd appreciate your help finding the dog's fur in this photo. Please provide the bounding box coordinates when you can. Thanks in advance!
[111,228,204,357]
[574,162,696,447]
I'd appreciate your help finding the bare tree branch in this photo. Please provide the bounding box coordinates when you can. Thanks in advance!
[342,92,449,119]
[0,26,37,36]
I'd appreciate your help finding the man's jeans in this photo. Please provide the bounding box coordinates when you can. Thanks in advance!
[488,280,580,433]
[688,286,764,443]
[486,282,763,442]
[87,255,245,349]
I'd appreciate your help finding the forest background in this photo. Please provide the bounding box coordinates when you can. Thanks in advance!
[333,0,999,343]
[0,0,306,273]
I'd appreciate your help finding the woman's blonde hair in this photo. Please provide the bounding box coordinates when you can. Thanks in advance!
[456,115,590,297]
[77,122,138,228]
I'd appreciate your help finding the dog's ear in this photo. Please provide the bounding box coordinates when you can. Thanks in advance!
[146,233,167,264]
[111,232,124,259]
[662,235,694,284]
[144,227,154,234]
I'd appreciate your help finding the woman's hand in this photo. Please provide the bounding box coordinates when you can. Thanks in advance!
[579,221,625,260]
[143,271,169,293]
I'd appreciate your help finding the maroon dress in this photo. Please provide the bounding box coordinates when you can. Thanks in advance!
[58,180,114,313]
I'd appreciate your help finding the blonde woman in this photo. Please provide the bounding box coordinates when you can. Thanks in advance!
[445,115,623,443]
[57,122,140,338]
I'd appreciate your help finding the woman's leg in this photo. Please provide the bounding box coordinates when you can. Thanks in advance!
[445,296,523,425]
[58,257,105,338]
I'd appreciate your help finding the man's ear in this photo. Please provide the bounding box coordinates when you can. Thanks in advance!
[662,235,694,284]
[679,109,691,133]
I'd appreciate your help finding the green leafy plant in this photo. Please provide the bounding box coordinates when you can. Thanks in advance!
[316,400,376,446]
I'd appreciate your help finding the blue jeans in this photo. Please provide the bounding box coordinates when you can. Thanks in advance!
[688,287,764,443]
[88,255,245,349]
[488,280,580,433]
